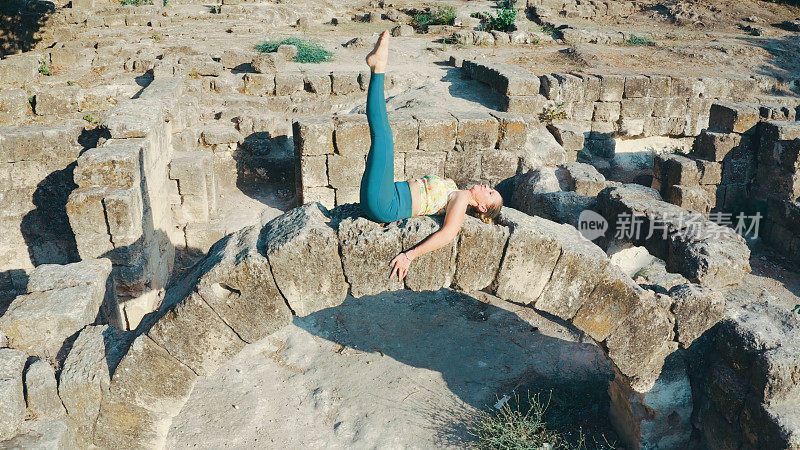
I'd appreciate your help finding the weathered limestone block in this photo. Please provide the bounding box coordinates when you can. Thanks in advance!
[74,141,142,189]
[193,225,291,344]
[664,185,711,215]
[452,215,509,291]
[593,101,621,122]
[304,73,332,95]
[557,162,607,196]
[572,265,651,342]
[299,155,327,188]
[535,223,611,320]
[220,49,258,69]
[751,344,800,405]
[1,120,84,164]
[709,102,760,134]
[170,152,212,196]
[93,334,196,448]
[623,75,650,98]
[598,74,625,102]
[201,122,240,146]
[147,292,245,376]
[0,259,112,359]
[243,73,275,96]
[303,186,335,208]
[251,52,285,74]
[547,120,588,152]
[452,110,499,151]
[277,44,299,60]
[518,121,567,170]
[387,111,418,152]
[0,418,75,449]
[327,154,365,188]
[0,53,40,87]
[399,216,457,291]
[100,98,165,139]
[668,283,724,347]
[414,110,457,152]
[404,151,446,179]
[260,203,348,316]
[492,208,562,304]
[487,111,526,150]
[0,88,29,125]
[609,352,693,450]
[34,86,84,116]
[331,71,361,95]
[293,115,335,156]
[275,72,305,96]
[605,293,676,392]
[0,348,27,440]
[59,325,130,446]
[24,358,65,418]
[695,129,744,162]
[654,153,699,187]
[103,187,145,247]
[333,114,370,156]
[337,214,404,297]
[667,228,750,288]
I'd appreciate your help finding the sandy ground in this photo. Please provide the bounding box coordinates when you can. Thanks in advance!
[167,289,612,449]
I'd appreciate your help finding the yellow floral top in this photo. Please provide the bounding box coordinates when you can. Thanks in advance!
[416,175,459,216]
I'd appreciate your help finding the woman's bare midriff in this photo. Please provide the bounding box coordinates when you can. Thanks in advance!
[407,178,421,217]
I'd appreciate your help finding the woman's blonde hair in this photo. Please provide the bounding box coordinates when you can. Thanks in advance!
[468,194,503,225]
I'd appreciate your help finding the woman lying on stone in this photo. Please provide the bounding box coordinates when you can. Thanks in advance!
[361,30,504,282]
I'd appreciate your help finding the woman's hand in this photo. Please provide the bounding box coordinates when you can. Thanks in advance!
[389,252,413,281]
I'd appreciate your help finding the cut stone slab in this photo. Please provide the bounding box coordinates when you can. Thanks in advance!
[24,358,65,418]
[399,216,456,292]
[668,283,725,347]
[58,325,130,447]
[0,347,27,441]
[605,293,676,392]
[192,225,292,344]
[260,203,348,316]
[0,259,112,359]
[453,215,509,292]
[492,208,563,305]
[0,418,75,449]
[146,292,246,377]
[336,213,404,297]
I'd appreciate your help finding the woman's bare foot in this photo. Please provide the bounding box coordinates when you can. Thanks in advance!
[365,30,389,73]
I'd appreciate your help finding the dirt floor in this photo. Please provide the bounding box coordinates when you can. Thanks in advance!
[166,289,614,448]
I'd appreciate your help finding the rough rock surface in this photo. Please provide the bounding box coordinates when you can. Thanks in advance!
[0,348,27,440]
[0,259,113,360]
[24,359,66,418]
[399,216,456,292]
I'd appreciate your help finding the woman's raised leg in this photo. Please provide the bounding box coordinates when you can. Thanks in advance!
[360,31,402,222]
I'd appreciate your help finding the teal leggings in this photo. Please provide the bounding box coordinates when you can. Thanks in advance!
[359,72,412,223]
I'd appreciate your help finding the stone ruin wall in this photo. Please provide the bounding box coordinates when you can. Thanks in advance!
[461,59,800,165]
[292,110,534,209]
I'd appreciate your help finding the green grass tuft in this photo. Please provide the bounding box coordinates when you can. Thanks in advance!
[120,0,154,5]
[479,0,518,32]
[625,35,655,47]
[255,37,333,63]
[469,392,569,449]
[37,58,51,76]
[411,6,456,29]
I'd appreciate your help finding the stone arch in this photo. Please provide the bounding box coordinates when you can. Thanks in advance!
[77,202,722,448]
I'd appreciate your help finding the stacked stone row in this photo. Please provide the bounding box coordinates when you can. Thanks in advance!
[757,119,800,263]
[461,60,798,159]
[53,201,722,447]
[693,301,800,449]
[528,0,636,21]
[292,110,529,209]
[65,78,193,330]
[0,120,85,290]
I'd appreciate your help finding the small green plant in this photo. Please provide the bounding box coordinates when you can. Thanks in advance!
[188,69,200,79]
[27,96,35,107]
[66,80,74,86]
[83,115,96,123]
[479,0,518,32]
[625,35,655,47]
[150,34,161,40]
[37,58,51,76]
[162,0,168,5]
[539,102,568,122]
[411,6,456,29]
[209,5,221,13]
[120,0,154,5]
[255,37,333,63]
[792,304,800,314]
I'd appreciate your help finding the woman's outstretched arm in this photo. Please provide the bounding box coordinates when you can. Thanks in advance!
[389,193,469,281]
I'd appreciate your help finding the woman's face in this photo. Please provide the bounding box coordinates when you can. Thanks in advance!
[470,184,501,212]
